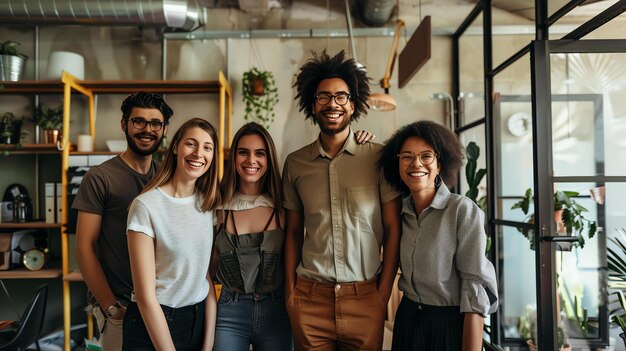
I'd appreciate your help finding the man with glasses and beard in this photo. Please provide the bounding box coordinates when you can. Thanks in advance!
[282,50,402,351]
[73,92,172,351]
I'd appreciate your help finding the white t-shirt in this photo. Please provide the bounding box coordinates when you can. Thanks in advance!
[127,187,213,308]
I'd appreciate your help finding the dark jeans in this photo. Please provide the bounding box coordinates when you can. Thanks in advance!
[214,287,292,351]
[122,300,205,351]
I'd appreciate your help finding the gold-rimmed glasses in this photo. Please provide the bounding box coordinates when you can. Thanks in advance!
[397,151,438,166]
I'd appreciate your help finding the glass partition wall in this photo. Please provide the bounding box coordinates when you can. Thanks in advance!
[454,1,626,350]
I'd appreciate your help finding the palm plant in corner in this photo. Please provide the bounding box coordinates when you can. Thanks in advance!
[242,67,278,130]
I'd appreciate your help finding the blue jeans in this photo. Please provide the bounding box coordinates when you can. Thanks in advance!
[215,287,292,351]
[122,300,205,350]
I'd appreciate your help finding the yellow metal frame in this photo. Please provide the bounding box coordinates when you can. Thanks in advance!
[218,71,233,179]
[59,71,232,351]
[61,72,95,351]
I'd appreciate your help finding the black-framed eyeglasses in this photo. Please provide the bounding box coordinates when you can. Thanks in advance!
[314,92,351,106]
[129,117,167,131]
[397,151,438,166]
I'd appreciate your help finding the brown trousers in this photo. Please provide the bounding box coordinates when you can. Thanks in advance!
[286,277,386,351]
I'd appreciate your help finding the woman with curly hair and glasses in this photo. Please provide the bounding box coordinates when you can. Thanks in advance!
[378,121,498,351]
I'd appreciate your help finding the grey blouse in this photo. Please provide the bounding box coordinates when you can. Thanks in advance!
[398,183,498,317]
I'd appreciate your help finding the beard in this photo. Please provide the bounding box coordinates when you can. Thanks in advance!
[314,108,351,136]
[125,128,163,156]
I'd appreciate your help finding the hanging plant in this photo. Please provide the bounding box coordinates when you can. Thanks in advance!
[242,67,278,129]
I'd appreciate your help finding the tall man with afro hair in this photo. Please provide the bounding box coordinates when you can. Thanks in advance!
[282,50,402,351]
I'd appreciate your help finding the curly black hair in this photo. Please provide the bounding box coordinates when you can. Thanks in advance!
[120,92,174,124]
[293,50,370,124]
[378,121,464,194]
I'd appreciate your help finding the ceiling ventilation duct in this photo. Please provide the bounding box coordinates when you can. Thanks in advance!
[237,0,284,15]
[357,0,395,27]
[0,0,201,31]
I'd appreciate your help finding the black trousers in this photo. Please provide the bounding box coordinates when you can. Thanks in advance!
[122,300,205,351]
[391,296,464,351]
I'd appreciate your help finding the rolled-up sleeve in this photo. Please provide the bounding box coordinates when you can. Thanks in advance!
[456,200,498,316]
[127,198,155,238]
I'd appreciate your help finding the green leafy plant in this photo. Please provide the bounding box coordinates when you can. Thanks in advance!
[32,103,63,130]
[608,228,626,345]
[464,142,490,253]
[511,188,597,249]
[520,305,570,350]
[0,112,25,145]
[0,40,28,59]
[242,67,278,129]
[465,141,487,211]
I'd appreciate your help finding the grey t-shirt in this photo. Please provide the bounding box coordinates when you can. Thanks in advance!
[72,156,157,304]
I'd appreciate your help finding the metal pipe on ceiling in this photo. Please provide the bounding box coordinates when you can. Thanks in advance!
[0,0,200,30]
[358,0,396,27]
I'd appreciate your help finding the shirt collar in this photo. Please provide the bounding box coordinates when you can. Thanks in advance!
[401,181,452,216]
[309,128,356,160]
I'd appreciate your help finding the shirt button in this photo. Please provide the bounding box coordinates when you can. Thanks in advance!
[330,164,335,168]
[335,284,341,290]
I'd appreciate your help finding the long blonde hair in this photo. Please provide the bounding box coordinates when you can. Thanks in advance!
[142,117,221,211]
[220,122,282,211]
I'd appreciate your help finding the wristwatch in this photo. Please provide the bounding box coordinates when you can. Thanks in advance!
[103,302,123,319]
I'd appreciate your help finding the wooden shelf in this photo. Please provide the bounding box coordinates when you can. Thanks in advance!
[70,151,119,155]
[0,80,222,94]
[0,267,62,279]
[64,270,84,282]
[0,221,62,230]
[0,143,60,154]
[0,81,64,93]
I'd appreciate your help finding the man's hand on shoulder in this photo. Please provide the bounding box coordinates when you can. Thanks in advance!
[355,130,376,144]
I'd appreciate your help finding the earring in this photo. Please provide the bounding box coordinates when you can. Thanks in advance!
[434,174,442,187]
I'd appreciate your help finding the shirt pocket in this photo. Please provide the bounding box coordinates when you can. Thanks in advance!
[346,185,377,218]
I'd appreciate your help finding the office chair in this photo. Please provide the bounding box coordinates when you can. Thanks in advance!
[0,284,48,351]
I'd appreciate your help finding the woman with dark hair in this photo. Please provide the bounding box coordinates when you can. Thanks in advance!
[125,118,221,350]
[210,122,291,350]
[379,121,498,351]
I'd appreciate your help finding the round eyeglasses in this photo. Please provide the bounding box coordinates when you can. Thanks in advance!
[397,151,438,166]
[314,92,351,106]
[129,117,166,131]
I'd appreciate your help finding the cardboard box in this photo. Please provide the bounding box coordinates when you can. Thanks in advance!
[0,232,11,270]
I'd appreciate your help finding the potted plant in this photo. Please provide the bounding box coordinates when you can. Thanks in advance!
[241,67,278,129]
[0,112,25,145]
[519,305,571,350]
[32,103,63,144]
[511,188,597,249]
[0,40,28,81]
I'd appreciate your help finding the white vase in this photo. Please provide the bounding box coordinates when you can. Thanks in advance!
[47,51,84,80]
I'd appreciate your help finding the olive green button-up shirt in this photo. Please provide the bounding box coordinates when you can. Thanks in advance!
[282,130,400,283]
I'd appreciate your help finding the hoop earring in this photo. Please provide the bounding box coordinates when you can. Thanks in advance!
[435,174,442,187]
